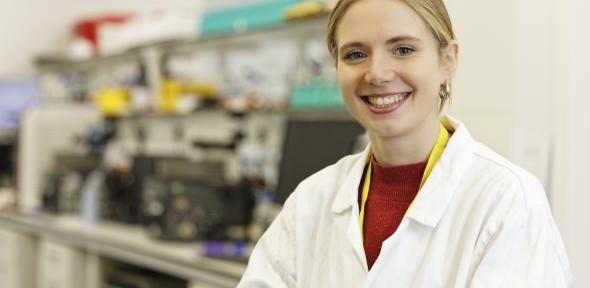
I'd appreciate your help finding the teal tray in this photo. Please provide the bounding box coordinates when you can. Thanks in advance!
[290,80,344,108]
[200,0,298,36]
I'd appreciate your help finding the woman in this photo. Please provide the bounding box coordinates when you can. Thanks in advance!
[239,0,572,287]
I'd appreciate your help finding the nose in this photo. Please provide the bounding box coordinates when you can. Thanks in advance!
[364,54,396,86]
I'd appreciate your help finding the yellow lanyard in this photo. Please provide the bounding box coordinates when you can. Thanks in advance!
[359,123,450,235]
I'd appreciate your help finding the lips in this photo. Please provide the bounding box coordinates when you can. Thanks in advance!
[365,93,409,108]
[361,92,411,113]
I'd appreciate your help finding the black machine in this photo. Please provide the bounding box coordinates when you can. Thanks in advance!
[42,152,255,240]
[42,153,101,214]
[0,143,15,187]
[274,113,365,204]
[42,152,142,223]
[102,167,139,223]
[140,157,255,241]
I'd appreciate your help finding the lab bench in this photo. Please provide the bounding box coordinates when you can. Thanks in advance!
[0,209,247,288]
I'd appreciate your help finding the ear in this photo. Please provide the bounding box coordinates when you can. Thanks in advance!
[440,40,459,81]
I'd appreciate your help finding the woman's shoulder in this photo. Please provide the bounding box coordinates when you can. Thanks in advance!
[465,142,571,280]
[445,116,549,211]
[468,140,550,211]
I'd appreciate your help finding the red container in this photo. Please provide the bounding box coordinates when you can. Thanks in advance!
[73,15,132,53]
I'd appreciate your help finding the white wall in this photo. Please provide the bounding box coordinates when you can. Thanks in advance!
[551,0,590,286]
[446,0,517,159]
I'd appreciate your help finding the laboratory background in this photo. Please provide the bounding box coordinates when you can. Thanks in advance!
[0,0,588,287]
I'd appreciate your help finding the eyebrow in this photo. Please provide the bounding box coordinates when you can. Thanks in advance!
[338,35,422,55]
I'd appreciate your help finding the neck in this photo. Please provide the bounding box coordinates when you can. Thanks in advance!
[369,118,440,166]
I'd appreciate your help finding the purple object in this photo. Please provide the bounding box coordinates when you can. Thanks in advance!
[202,241,247,257]
[0,80,39,131]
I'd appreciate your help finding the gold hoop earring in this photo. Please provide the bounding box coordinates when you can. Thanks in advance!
[439,82,451,100]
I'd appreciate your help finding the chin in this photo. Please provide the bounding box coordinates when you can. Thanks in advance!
[365,119,409,139]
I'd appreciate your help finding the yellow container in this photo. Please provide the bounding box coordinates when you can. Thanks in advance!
[94,87,130,116]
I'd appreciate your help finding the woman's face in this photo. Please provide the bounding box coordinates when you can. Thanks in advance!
[336,0,456,139]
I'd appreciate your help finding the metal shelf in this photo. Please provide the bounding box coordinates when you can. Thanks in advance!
[34,15,329,72]
[35,51,143,73]
[160,15,328,54]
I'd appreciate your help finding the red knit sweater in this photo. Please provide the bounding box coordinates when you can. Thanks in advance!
[358,157,427,269]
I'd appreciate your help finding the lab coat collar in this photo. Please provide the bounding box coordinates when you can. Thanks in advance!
[330,115,476,228]
[330,143,371,215]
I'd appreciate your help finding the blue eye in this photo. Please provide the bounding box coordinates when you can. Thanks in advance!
[395,46,415,56]
[343,51,366,61]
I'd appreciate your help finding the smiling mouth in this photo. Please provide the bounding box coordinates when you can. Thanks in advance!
[362,92,411,108]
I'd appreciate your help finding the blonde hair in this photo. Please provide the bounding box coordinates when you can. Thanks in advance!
[326,0,456,111]
[327,0,455,60]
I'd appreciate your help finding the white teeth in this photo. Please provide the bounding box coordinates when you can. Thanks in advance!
[367,93,408,108]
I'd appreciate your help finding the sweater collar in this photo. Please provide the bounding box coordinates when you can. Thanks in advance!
[369,157,427,201]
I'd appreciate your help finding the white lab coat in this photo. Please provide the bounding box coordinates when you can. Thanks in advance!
[239,115,572,288]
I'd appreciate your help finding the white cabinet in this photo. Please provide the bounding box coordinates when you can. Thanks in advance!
[37,238,85,288]
[0,229,36,288]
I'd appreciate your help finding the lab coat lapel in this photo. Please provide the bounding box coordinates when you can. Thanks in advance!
[404,115,476,228]
[330,144,372,272]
